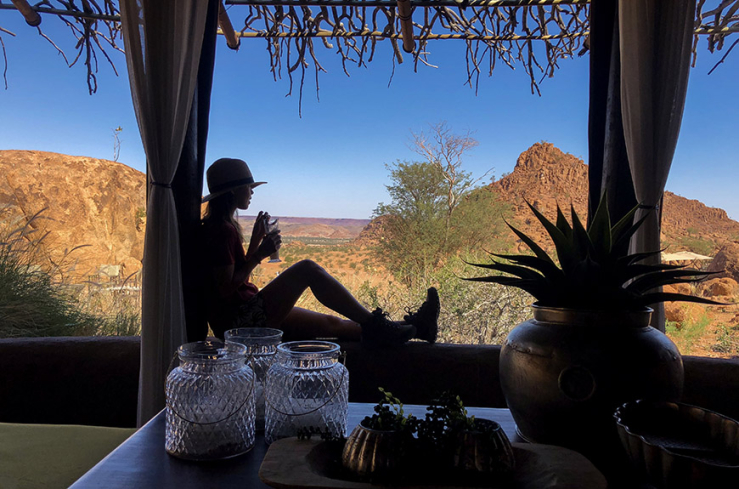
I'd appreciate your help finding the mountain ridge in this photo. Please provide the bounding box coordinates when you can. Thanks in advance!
[2,145,738,282]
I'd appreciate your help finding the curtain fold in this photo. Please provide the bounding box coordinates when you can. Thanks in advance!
[120,0,211,426]
[587,0,637,226]
[619,0,696,330]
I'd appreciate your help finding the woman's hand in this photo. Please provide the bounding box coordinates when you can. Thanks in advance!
[251,211,269,240]
[246,211,269,259]
[257,229,282,261]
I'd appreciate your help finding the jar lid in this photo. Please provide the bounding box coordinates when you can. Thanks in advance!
[177,340,247,364]
[225,327,284,346]
[277,340,340,356]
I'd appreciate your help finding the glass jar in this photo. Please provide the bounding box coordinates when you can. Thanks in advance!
[225,327,283,432]
[264,341,349,445]
[165,341,255,460]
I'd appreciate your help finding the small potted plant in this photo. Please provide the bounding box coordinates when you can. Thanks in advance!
[465,194,721,470]
[418,392,515,476]
[341,388,418,480]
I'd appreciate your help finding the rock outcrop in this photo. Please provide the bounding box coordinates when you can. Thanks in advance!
[0,150,146,280]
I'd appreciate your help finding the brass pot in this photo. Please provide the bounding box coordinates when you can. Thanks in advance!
[341,421,410,479]
[453,418,516,474]
[499,306,683,476]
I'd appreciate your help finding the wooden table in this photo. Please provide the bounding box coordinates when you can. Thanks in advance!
[70,403,522,488]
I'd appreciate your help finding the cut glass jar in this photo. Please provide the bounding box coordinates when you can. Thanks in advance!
[264,341,348,445]
[165,340,255,460]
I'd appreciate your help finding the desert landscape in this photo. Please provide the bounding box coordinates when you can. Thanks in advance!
[1,144,737,357]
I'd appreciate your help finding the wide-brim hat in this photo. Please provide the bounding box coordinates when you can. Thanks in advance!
[202,158,266,203]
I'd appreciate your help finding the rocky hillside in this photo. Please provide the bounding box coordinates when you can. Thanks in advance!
[489,143,739,279]
[0,150,146,280]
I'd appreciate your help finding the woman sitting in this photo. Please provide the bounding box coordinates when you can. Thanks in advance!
[199,157,439,347]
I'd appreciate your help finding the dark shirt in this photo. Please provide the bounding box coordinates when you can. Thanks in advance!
[202,220,259,333]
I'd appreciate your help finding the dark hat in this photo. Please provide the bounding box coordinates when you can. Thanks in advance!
[202,158,266,203]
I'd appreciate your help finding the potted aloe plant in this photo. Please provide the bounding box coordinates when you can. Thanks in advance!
[465,194,720,472]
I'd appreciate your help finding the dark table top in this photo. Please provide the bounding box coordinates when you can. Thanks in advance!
[70,403,521,489]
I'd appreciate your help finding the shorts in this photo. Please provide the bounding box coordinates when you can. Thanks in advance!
[233,293,268,329]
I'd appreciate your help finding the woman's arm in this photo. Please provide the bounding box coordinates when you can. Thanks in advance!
[213,232,280,299]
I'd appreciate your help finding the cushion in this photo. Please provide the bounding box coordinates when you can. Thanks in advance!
[0,422,136,489]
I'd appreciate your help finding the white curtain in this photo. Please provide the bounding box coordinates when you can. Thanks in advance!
[120,0,211,425]
[619,0,696,329]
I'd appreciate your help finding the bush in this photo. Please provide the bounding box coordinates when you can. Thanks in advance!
[0,208,140,338]
[354,253,531,345]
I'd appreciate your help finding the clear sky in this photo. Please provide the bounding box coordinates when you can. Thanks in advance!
[0,10,737,220]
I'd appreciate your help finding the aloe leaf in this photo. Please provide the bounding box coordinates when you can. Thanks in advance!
[635,292,726,307]
[489,253,565,280]
[587,193,612,259]
[617,249,665,267]
[463,260,544,280]
[555,205,572,239]
[487,261,546,280]
[628,270,720,293]
[630,277,706,293]
[463,276,547,300]
[505,221,555,264]
[616,263,689,283]
[610,203,639,244]
[570,204,593,261]
[612,211,651,256]
[526,201,577,272]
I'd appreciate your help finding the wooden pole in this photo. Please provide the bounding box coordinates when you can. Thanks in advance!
[218,1,241,50]
[397,0,415,53]
[10,0,41,26]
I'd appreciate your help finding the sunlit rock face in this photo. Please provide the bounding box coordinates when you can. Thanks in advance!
[0,150,146,280]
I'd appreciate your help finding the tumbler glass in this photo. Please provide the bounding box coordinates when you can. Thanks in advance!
[267,218,281,263]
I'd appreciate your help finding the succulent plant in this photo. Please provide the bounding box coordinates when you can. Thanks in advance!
[465,194,720,311]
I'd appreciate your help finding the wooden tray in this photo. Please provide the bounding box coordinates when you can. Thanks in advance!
[259,438,607,489]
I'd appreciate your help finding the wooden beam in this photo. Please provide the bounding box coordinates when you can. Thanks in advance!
[397,0,415,54]
[218,1,240,50]
[222,29,588,41]
[10,0,41,27]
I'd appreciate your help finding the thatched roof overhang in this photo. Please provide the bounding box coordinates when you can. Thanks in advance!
[0,0,736,97]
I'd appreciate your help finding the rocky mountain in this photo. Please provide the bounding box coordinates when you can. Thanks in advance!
[0,150,146,280]
[490,142,739,262]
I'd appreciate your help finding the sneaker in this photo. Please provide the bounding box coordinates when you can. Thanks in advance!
[404,287,440,344]
[361,308,416,349]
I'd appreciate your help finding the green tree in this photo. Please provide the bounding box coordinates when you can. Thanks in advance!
[373,123,510,287]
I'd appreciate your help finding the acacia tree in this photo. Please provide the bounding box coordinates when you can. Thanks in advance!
[373,124,509,288]
[411,122,492,249]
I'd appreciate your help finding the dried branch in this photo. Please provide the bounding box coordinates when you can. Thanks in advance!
[0,0,736,102]
[693,0,739,73]
[0,0,122,93]
[0,25,15,89]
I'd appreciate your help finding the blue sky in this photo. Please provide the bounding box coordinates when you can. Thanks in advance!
[0,11,737,220]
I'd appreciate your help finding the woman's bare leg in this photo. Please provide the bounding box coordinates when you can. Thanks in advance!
[272,307,361,341]
[258,260,374,328]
